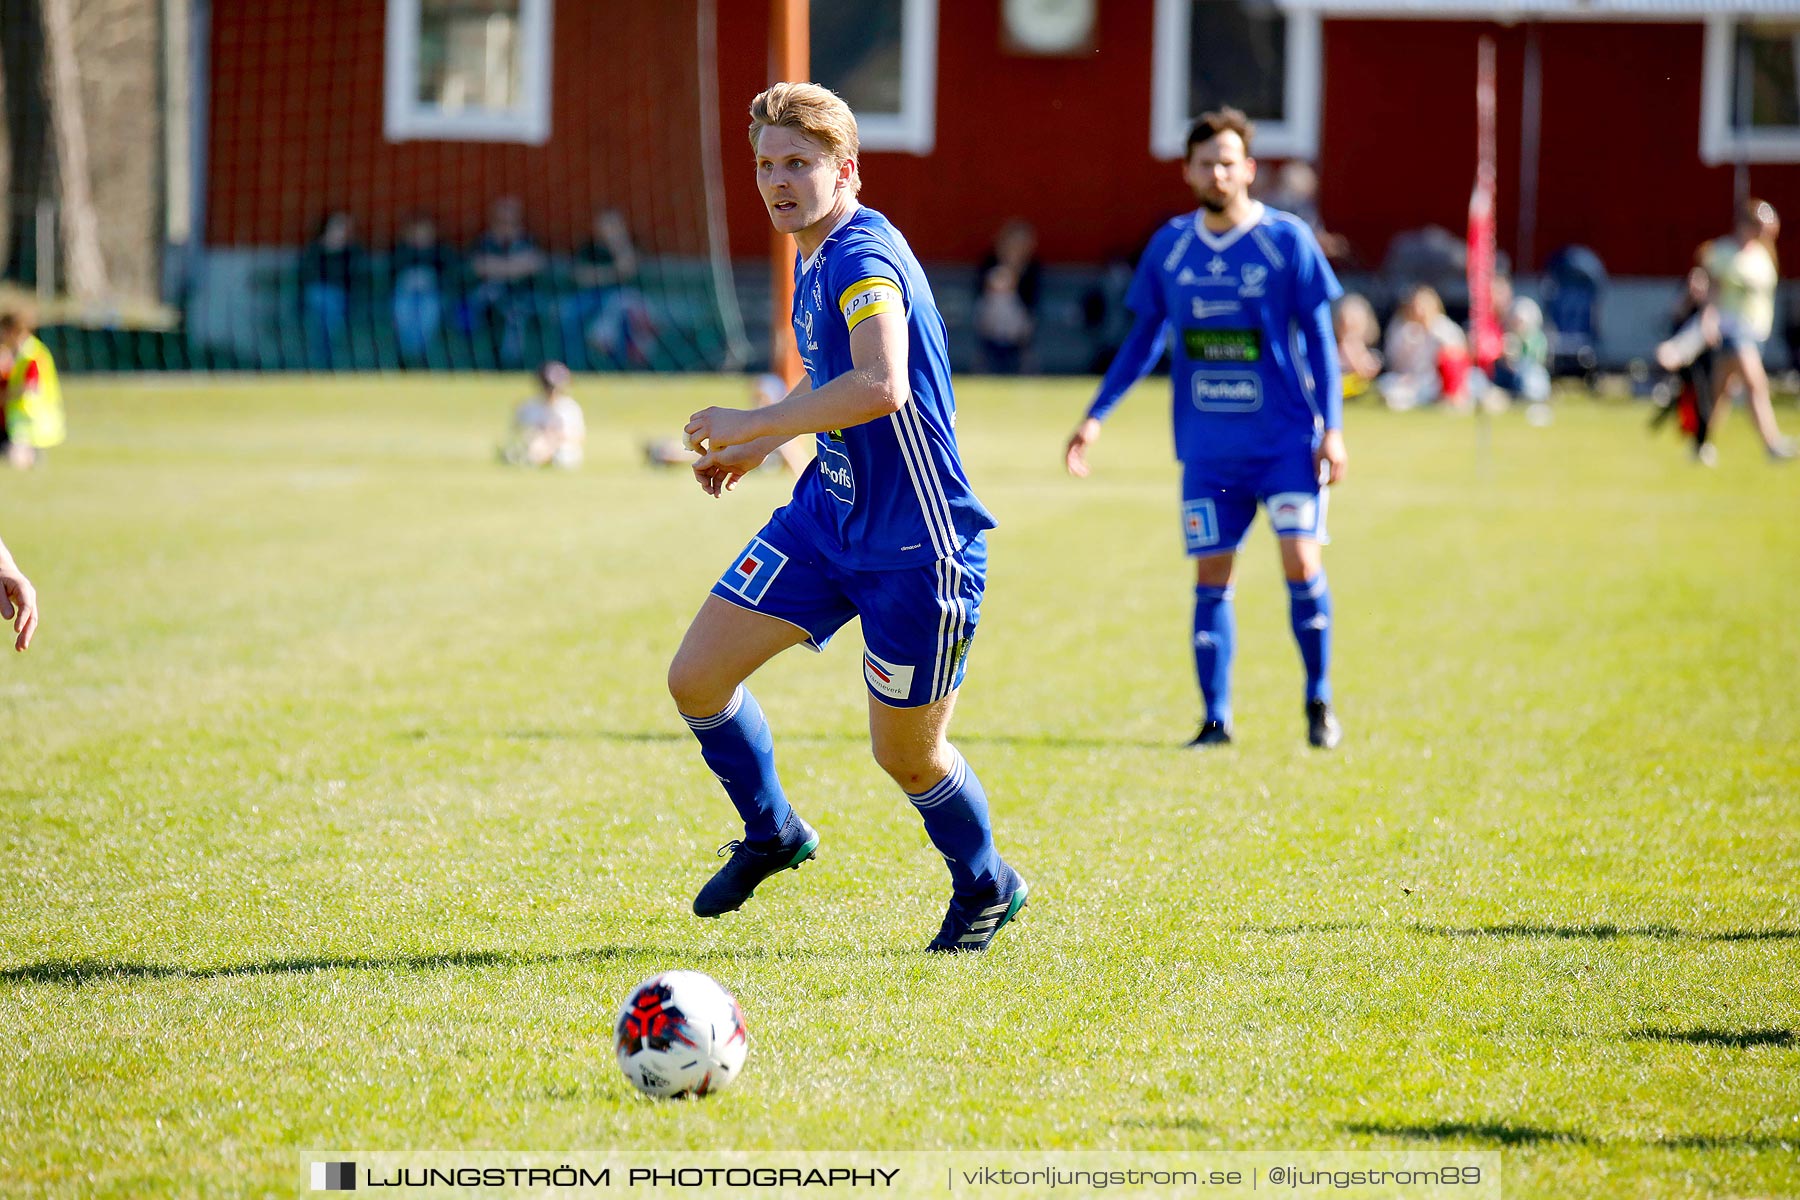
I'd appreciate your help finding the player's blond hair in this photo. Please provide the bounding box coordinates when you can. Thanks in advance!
[749,82,862,195]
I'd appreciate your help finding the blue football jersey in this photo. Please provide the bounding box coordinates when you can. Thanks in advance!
[781,206,996,571]
[1127,203,1342,463]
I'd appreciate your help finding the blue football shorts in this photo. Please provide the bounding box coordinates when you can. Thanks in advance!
[710,513,986,708]
[1179,449,1330,557]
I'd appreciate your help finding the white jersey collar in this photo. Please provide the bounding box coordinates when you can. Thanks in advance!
[800,204,861,275]
[1194,201,1265,253]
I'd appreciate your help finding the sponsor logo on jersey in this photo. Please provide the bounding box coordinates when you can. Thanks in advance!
[1239,263,1268,297]
[863,650,916,701]
[1191,372,1264,412]
[1182,498,1220,551]
[720,537,789,605]
[1190,298,1241,320]
[1192,255,1236,288]
[1177,267,1199,286]
[1182,328,1263,363]
[1162,229,1196,272]
[1266,491,1319,533]
[816,436,855,505]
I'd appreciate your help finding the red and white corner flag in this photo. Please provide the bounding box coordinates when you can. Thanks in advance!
[1468,35,1503,372]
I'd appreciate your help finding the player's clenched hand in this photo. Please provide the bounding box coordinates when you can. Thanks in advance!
[684,406,762,456]
[1064,418,1102,478]
[1315,429,1348,486]
[0,563,37,652]
[692,441,771,498]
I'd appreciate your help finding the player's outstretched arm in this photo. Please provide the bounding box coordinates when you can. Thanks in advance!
[687,310,909,455]
[1066,311,1167,477]
[0,536,38,652]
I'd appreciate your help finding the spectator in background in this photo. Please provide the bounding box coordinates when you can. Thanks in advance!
[973,219,1041,373]
[467,196,547,369]
[391,212,461,368]
[1333,293,1382,403]
[299,211,365,369]
[1081,257,1136,375]
[0,308,65,469]
[1379,285,1469,409]
[1492,296,1552,406]
[501,361,585,469]
[563,208,658,368]
[1659,201,1796,462]
[1652,267,1724,462]
[1263,161,1350,261]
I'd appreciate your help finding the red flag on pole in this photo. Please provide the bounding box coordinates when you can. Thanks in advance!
[1468,36,1503,372]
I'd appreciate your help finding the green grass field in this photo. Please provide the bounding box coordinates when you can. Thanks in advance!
[2,375,1796,1198]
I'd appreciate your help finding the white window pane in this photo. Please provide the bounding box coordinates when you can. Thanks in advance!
[1187,0,1287,124]
[813,0,906,117]
[418,0,524,114]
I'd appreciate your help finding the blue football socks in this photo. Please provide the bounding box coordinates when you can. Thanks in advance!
[1287,573,1333,705]
[906,748,1000,894]
[1192,583,1236,726]
[680,686,791,842]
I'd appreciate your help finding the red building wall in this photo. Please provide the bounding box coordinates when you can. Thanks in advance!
[714,1,1193,265]
[206,3,1800,276]
[206,0,713,253]
[1320,20,1800,276]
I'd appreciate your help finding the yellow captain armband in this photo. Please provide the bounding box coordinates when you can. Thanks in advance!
[839,277,903,332]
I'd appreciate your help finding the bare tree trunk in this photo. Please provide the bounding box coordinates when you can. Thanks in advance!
[40,0,108,299]
[0,0,54,285]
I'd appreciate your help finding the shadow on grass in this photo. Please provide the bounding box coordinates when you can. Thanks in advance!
[1243,921,1374,936]
[0,946,646,986]
[1412,923,1800,942]
[1345,1121,1793,1151]
[1249,922,1799,941]
[1117,1116,1213,1133]
[1343,1120,1590,1146]
[2,942,929,987]
[411,729,1175,752]
[1631,1027,1794,1048]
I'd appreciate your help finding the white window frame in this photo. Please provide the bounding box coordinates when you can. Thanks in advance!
[1701,15,1800,165]
[384,0,553,145]
[825,0,938,155]
[1151,0,1320,160]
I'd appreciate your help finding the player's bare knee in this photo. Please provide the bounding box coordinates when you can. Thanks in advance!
[1279,539,1321,582]
[870,738,944,792]
[667,652,727,716]
[1194,553,1236,588]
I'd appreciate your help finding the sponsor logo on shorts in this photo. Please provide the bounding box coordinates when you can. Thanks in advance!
[720,537,789,605]
[1192,372,1264,412]
[1266,491,1319,533]
[863,650,916,701]
[1182,498,1220,551]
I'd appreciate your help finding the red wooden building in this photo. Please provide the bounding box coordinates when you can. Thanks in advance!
[194,0,1800,366]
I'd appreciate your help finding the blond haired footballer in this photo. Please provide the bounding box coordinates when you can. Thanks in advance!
[667,84,1027,952]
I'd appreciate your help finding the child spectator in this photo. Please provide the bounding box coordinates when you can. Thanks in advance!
[1333,293,1382,402]
[1379,285,1470,409]
[502,361,585,469]
[1492,296,1552,405]
[0,308,66,469]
